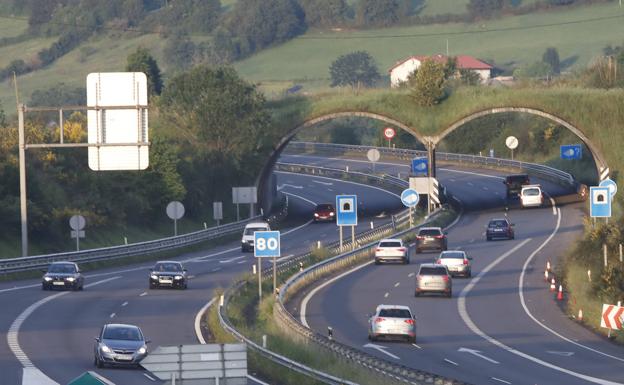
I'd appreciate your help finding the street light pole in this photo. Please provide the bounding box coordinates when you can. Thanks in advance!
[18,103,28,257]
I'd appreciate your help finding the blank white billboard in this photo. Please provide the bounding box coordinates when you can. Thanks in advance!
[87,72,149,171]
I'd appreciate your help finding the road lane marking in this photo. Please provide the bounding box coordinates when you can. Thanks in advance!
[394,282,400,287]
[439,168,505,180]
[143,373,157,381]
[9,276,121,385]
[458,347,499,364]
[491,377,512,384]
[363,343,400,360]
[220,256,246,264]
[312,180,333,186]
[210,268,222,273]
[460,237,623,384]
[121,301,128,307]
[408,273,415,277]
[110,313,116,318]
[247,374,272,385]
[281,191,317,206]
[139,292,147,297]
[519,206,624,363]
[546,351,574,357]
[444,358,458,366]
[194,297,217,344]
[411,343,422,349]
[237,260,247,264]
[384,292,389,298]
[276,171,401,199]
[467,182,474,187]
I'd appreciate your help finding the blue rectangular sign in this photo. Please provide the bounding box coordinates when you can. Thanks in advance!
[411,158,428,176]
[336,195,358,226]
[561,145,582,160]
[590,187,611,218]
[254,231,281,258]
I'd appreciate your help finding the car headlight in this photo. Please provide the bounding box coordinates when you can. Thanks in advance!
[329,212,334,216]
[43,276,52,281]
[150,274,158,280]
[138,346,147,354]
[66,277,75,282]
[101,344,111,353]
[174,275,183,280]
[314,213,319,217]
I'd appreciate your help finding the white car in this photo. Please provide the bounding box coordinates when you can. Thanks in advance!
[368,304,416,343]
[520,185,543,208]
[241,222,271,252]
[374,239,409,265]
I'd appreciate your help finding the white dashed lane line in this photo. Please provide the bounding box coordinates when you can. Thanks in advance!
[139,292,147,297]
[444,358,459,366]
[121,302,128,307]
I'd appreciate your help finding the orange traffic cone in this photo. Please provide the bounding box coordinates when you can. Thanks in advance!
[546,261,551,271]
[557,285,563,301]
[544,270,549,282]
[550,278,556,292]
[578,309,583,321]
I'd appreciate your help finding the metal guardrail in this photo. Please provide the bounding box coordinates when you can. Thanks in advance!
[286,141,577,187]
[0,216,263,274]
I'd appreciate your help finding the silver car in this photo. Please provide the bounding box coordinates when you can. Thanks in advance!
[94,323,149,368]
[415,263,452,297]
[374,239,409,264]
[368,305,416,343]
[436,250,472,278]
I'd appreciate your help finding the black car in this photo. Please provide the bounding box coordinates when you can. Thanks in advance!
[415,227,448,253]
[486,218,515,241]
[42,261,84,291]
[149,261,188,289]
[94,323,149,368]
[503,174,530,198]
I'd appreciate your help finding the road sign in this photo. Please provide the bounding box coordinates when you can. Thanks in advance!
[561,144,582,160]
[590,187,611,218]
[599,178,617,199]
[367,148,380,162]
[401,188,420,208]
[69,215,86,230]
[166,201,185,220]
[383,127,395,140]
[213,201,223,220]
[232,187,257,204]
[411,158,428,176]
[505,136,518,150]
[601,304,624,329]
[254,231,280,258]
[87,72,149,171]
[336,195,358,226]
[71,230,85,239]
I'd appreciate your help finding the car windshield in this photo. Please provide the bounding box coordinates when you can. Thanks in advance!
[419,267,447,275]
[507,175,529,183]
[316,204,333,211]
[489,220,508,228]
[378,309,412,318]
[155,263,182,272]
[418,229,442,236]
[441,252,465,259]
[523,188,541,196]
[244,227,266,235]
[379,241,402,247]
[48,264,76,274]
[103,326,142,341]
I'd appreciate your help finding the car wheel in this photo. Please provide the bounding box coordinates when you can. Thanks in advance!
[149,282,156,289]
[403,257,409,265]
[511,235,515,240]
[409,336,416,343]
[42,284,48,291]
[447,290,453,298]
[73,284,80,291]
[95,355,103,368]
[486,236,491,241]
[374,259,381,265]
[182,283,188,290]
[466,271,472,278]
[414,291,420,297]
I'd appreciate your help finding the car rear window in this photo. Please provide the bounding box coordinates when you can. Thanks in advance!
[316,204,333,211]
[378,309,412,318]
[419,267,447,275]
[418,229,442,236]
[440,252,464,259]
[522,188,541,196]
[489,220,508,228]
[507,175,529,183]
[379,241,402,247]
[244,227,267,235]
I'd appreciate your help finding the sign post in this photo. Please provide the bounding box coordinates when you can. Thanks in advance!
[367,148,380,173]
[505,136,518,160]
[383,127,395,148]
[166,201,185,236]
[336,195,358,251]
[213,201,223,226]
[69,215,86,251]
[400,189,420,227]
[254,231,281,299]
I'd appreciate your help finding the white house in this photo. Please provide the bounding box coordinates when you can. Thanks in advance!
[389,54,493,87]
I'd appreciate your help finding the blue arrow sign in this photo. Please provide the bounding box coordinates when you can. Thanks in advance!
[561,145,582,160]
[336,195,358,226]
[599,178,617,199]
[254,231,281,258]
[590,187,611,218]
[401,188,420,208]
[411,158,428,176]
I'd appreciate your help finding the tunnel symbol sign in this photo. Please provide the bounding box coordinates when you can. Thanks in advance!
[336,195,358,226]
[590,187,611,218]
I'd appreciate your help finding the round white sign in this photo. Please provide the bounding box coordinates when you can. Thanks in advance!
[166,201,185,220]
[384,127,396,140]
[505,136,519,150]
[69,215,86,230]
[367,148,380,163]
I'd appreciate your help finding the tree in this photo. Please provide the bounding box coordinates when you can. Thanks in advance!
[410,59,446,106]
[542,47,561,75]
[126,48,164,96]
[467,0,503,18]
[355,0,410,27]
[459,69,482,85]
[30,83,86,106]
[163,33,196,72]
[300,0,350,28]
[329,51,380,88]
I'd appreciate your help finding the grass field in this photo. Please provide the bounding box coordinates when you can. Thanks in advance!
[235,2,623,93]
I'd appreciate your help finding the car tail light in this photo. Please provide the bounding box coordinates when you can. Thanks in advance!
[375,318,385,323]
[416,236,425,240]
[434,235,444,239]
[442,275,449,282]
[463,259,469,265]
[435,259,441,264]
[404,319,415,325]
[398,247,406,252]
[376,248,382,252]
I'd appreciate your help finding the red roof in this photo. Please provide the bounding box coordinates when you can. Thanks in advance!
[389,54,492,72]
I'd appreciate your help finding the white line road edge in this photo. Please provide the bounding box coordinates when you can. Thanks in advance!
[276,171,402,199]
[458,236,623,385]
[10,276,121,385]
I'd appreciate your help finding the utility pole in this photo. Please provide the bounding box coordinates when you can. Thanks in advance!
[18,104,27,257]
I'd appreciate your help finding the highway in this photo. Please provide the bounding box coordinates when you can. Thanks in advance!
[291,155,624,385]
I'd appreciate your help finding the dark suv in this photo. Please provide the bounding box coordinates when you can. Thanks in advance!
[504,174,530,198]
[415,227,448,253]
[486,218,515,241]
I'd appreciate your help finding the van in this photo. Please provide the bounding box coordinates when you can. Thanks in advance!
[520,185,543,208]
[503,174,530,198]
[241,221,271,252]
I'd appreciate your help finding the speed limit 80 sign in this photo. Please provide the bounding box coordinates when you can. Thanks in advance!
[254,231,281,258]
